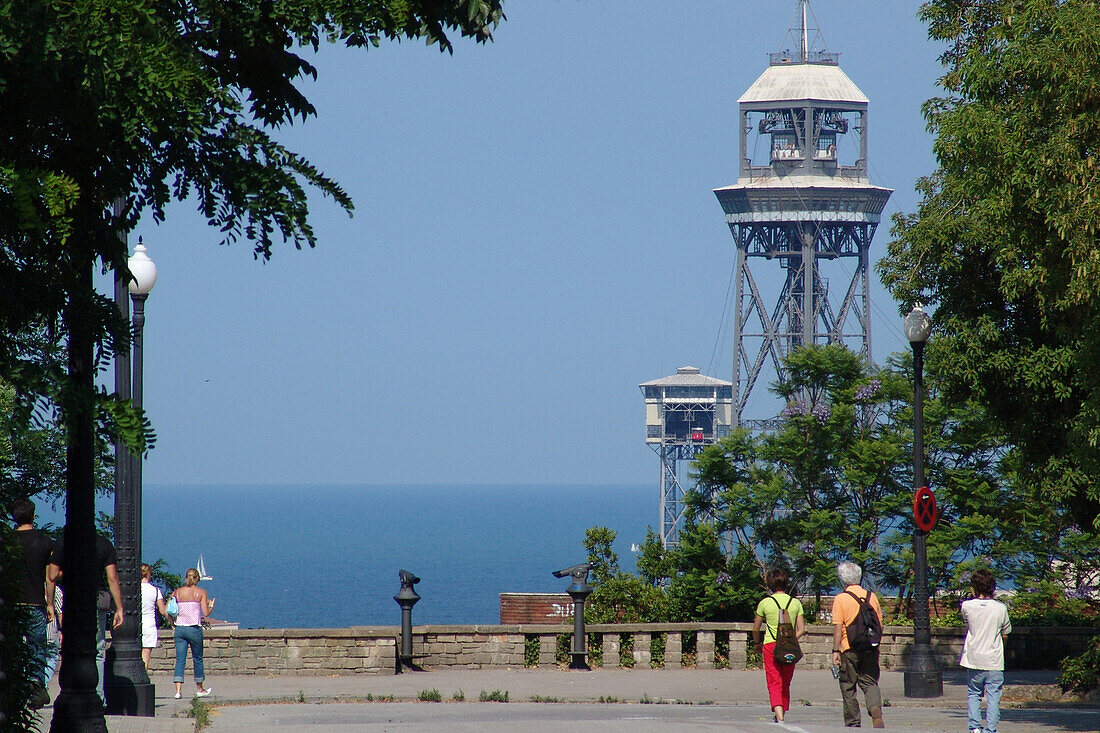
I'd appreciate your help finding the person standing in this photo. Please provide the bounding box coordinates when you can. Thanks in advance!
[8,498,54,708]
[960,569,1012,733]
[752,568,805,723]
[140,563,169,670]
[831,561,885,728]
[47,532,124,705]
[170,567,215,699]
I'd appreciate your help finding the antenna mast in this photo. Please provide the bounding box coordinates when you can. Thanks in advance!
[800,0,808,62]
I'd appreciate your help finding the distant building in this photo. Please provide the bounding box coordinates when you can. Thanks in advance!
[640,366,732,547]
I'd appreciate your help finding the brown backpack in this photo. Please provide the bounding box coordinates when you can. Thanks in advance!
[770,595,803,665]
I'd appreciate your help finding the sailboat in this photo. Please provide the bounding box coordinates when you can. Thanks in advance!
[197,554,213,582]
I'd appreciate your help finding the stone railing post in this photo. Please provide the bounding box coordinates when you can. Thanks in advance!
[602,634,620,669]
[538,633,558,667]
[696,630,715,669]
[728,630,747,669]
[633,632,651,669]
[665,632,682,669]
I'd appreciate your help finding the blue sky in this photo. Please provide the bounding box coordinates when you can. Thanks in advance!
[126,1,943,487]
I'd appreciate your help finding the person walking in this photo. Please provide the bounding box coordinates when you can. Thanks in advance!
[170,567,215,699]
[831,561,885,728]
[752,568,805,723]
[8,498,54,708]
[140,563,169,670]
[960,569,1012,733]
[47,531,124,705]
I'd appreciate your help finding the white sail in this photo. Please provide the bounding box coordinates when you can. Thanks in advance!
[197,554,213,581]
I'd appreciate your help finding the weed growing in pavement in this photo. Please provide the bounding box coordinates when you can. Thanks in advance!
[297,690,306,703]
[418,689,443,702]
[185,697,211,730]
[479,689,509,702]
[639,693,653,704]
[528,695,563,703]
[452,690,465,701]
[597,696,620,704]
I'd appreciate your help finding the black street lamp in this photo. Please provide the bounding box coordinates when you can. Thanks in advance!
[106,240,157,715]
[902,303,942,698]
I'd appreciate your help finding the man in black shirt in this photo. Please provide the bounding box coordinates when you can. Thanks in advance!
[48,532,124,705]
[9,498,54,708]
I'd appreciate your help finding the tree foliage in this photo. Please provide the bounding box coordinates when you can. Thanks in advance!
[880,0,1100,528]
[0,2,504,726]
[0,0,505,444]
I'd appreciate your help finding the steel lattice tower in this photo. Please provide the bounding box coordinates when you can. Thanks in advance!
[640,366,733,547]
[713,1,892,426]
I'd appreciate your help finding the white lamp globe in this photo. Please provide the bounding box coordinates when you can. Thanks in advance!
[904,303,932,344]
[128,239,157,295]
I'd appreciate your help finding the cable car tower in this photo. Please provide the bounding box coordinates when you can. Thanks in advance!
[640,367,733,547]
[714,1,892,426]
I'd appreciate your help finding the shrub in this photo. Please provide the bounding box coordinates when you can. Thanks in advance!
[524,634,539,668]
[1008,583,1100,627]
[1059,635,1100,694]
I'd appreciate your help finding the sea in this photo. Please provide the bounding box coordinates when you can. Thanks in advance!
[71,484,653,629]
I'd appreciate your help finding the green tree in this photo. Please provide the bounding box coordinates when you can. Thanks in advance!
[582,526,668,624]
[583,526,619,586]
[693,345,912,603]
[0,2,504,726]
[663,513,760,622]
[880,0,1100,529]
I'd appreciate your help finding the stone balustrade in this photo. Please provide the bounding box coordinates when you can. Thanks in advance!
[144,623,1097,677]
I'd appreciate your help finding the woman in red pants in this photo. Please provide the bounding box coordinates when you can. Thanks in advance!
[752,568,806,723]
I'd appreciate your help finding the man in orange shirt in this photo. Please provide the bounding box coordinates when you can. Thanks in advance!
[831,561,884,728]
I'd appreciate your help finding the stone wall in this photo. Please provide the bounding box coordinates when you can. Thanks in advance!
[146,627,399,676]
[144,623,1097,677]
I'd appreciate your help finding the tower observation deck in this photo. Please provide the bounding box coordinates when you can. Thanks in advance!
[714,1,892,427]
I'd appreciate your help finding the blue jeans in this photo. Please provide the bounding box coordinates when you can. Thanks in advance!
[17,605,49,686]
[174,625,205,683]
[967,668,1004,733]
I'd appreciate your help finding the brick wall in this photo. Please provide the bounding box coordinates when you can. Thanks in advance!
[499,593,574,624]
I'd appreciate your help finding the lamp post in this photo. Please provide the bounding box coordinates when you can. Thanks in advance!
[902,303,942,698]
[105,240,157,715]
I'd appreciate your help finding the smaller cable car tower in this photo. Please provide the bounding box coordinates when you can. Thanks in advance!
[714,1,892,426]
[640,367,733,547]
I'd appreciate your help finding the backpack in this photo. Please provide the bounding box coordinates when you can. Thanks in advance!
[769,595,803,665]
[844,590,882,652]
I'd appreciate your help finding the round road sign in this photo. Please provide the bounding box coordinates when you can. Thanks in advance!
[913,486,937,532]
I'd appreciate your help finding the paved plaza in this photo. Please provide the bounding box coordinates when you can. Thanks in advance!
[33,668,1098,731]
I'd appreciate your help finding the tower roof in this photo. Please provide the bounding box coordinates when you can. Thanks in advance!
[639,366,732,388]
[739,63,868,105]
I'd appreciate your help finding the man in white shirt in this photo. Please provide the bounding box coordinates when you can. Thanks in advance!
[959,569,1012,733]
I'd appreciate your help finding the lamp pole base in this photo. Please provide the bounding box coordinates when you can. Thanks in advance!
[105,680,156,717]
[903,669,943,698]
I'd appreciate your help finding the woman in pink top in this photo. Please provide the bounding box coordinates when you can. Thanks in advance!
[170,568,216,699]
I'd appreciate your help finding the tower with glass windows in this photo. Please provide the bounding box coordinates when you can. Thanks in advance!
[714,0,892,427]
[640,366,733,547]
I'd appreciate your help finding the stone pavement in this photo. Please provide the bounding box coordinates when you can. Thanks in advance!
[32,668,1097,732]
